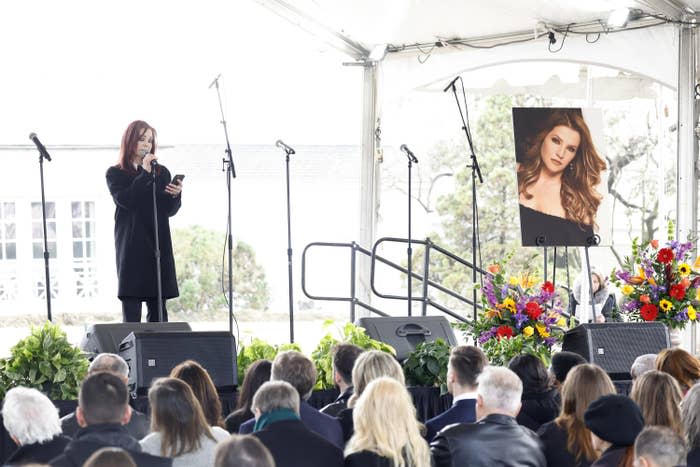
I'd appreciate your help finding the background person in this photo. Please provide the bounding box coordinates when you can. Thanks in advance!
[83,447,137,467]
[633,426,687,467]
[215,434,276,467]
[169,360,224,428]
[680,383,700,466]
[583,394,644,467]
[630,371,684,437]
[225,360,272,434]
[320,344,364,417]
[656,348,700,395]
[508,354,560,432]
[549,351,587,390]
[569,269,619,323]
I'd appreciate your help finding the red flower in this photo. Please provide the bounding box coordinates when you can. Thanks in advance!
[670,284,686,300]
[542,281,554,294]
[657,248,674,264]
[496,325,514,339]
[640,303,659,321]
[525,301,542,320]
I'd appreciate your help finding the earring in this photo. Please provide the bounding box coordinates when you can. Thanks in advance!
[567,163,574,172]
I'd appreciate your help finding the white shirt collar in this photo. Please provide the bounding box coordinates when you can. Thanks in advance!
[452,391,478,404]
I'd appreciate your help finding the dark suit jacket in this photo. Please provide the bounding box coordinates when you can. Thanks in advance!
[345,450,394,467]
[431,413,546,467]
[61,408,150,440]
[425,398,477,441]
[320,387,353,418]
[688,447,700,467]
[240,400,343,448]
[4,434,70,465]
[253,419,343,467]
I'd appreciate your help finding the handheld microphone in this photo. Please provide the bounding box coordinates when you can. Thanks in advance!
[208,73,221,89]
[442,76,460,93]
[400,144,418,163]
[28,133,51,161]
[276,140,296,155]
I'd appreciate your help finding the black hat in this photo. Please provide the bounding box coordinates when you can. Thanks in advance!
[584,394,644,446]
[550,351,587,383]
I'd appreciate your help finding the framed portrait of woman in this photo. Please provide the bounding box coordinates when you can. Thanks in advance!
[513,107,611,247]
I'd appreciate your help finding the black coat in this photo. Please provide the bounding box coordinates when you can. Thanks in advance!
[4,434,70,465]
[61,408,150,440]
[517,387,561,432]
[431,413,546,467]
[321,387,353,418]
[49,423,171,467]
[345,450,395,467]
[537,420,593,467]
[253,419,343,467]
[106,165,180,299]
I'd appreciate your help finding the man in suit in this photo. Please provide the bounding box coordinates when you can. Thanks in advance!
[320,344,363,417]
[50,372,171,467]
[251,381,343,467]
[425,345,487,440]
[430,366,546,467]
[239,351,343,448]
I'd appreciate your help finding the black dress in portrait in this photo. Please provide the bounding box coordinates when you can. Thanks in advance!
[519,205,595,247]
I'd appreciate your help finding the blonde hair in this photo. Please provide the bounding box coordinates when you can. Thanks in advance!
[348,351,404,408]
[630,370,684,437]
[682,383,700,450]
[346,377,430,467]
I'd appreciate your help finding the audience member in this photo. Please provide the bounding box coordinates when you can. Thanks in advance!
[50,371,171,467]
[656,348,700,394]
[630,354,658,381]
[431,366,546,467]
[509,354,560,432]
[215,434,276,467]
[681,383,700,466]
[584,394,644,467]
[630,371,683,437]
[424,345,487,441]
[336,350,405,443]
[139,377,229,466]
[239,351,343,448]
[550,351,587,389]
[225,360,272,434]
[61,353,150,439]
[634,426,687,467]
[570,269,618,322]
[170,359,224,428]
[345,377,430,467]
[538,363,616,467]
[2,387,70,465]
[251,381,343,467]
[83,447,137,467]
[320,344,364,417]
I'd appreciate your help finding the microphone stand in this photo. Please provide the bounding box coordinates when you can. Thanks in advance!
[282,146,295,343]
[150,162,164,322]
[211,76,237,336]
[404,149,417,317]
[36,145,52,322]
[446,77,484,327]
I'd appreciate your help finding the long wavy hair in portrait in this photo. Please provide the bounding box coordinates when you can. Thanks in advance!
[518,109,606,228]
[116,119,158,175]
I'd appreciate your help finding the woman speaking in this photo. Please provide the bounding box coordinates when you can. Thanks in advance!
[106,120,183,322]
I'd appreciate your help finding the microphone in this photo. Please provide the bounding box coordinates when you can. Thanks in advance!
[276,140,296,155]
[400,144,418,163]
[442,76,460,93]
[208,73,221,89]
[28,133,51,161]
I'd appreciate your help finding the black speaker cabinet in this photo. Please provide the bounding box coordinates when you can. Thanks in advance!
[562,322,670,380]
[80,322,192,357]
[356,316,458,361]
[118,331,237,396]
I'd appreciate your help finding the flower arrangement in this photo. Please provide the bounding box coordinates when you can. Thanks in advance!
[463,262,568,366]
[612,237,699,330]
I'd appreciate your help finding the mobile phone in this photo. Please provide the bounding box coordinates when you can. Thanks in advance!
[172,174,185,184]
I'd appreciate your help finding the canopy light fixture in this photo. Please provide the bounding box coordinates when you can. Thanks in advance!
[368,44,388,62]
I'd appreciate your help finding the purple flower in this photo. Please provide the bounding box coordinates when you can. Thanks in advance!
[544,337,558,346]
[616,271,632,282]
[623,300,639,312]
[674,308,689,321]
[514,312,528,328]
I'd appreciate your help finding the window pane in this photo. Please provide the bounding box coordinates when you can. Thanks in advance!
[5,224,15,240]
[46,203,55,219]
[72,222,83,238]
[86,241,95,257]
[73,241,83,258]
[48,242,57,259]
[3,203,14,218]
[85,202,94,218]
[33,243,43,259]
[47,222,56,239]
[72,202,82,218]
[31,203,41,218]
[32,223,42,238]
[6,243,15,260]
[85,222,93,238]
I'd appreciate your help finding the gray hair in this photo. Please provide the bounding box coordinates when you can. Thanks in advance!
[89,353,129,378]
[252,381,300,415]
[631,354,657,380]
[682,383,700,450]
[477,366,523,415]
[2,387,62,445]
[634,426,687,466]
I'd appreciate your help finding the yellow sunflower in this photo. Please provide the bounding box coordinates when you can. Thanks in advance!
[659,299,673,312]
[678,263,692,277]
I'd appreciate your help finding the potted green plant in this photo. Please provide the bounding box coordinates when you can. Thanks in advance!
[236,338,301,383]
[403,338,452,394]
[0,321,89,400]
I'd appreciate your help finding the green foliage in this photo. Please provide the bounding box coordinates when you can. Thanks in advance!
[236,338,301,383]
[311,321,396,390]
[477,333,554,367]
[0,322,89,400]
[170,226,270,316]
[403,339,451,394]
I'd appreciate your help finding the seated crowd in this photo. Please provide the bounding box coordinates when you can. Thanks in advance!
[2,344,700,467]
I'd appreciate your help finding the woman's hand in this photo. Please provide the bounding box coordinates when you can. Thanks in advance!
[595,314,606,323]
[165,179,183,197]
[142,153,158,173]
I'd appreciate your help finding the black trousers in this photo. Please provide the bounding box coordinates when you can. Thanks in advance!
[121,297,168,322]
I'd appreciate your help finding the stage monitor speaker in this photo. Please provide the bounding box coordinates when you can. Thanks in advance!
[356,316,458,361]
[119,331,237,396]
[80,322,192,357]
[562,322,670,380]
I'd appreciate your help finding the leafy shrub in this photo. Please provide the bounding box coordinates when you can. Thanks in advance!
[403,338,452,394]
[236,338,301,383]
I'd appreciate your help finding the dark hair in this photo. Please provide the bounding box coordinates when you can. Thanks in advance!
[116,120,157,175]
[449,345,487,388]
[271,351,317,400]
[508,354,551,394]
[551,351,587,384]
[332,344,364,385]
[215,434,276,467]
[79,372,128,425]
[148,377,215,457]
[83,447,136,467]
[170,360,224,427]
[233,360,272,418]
